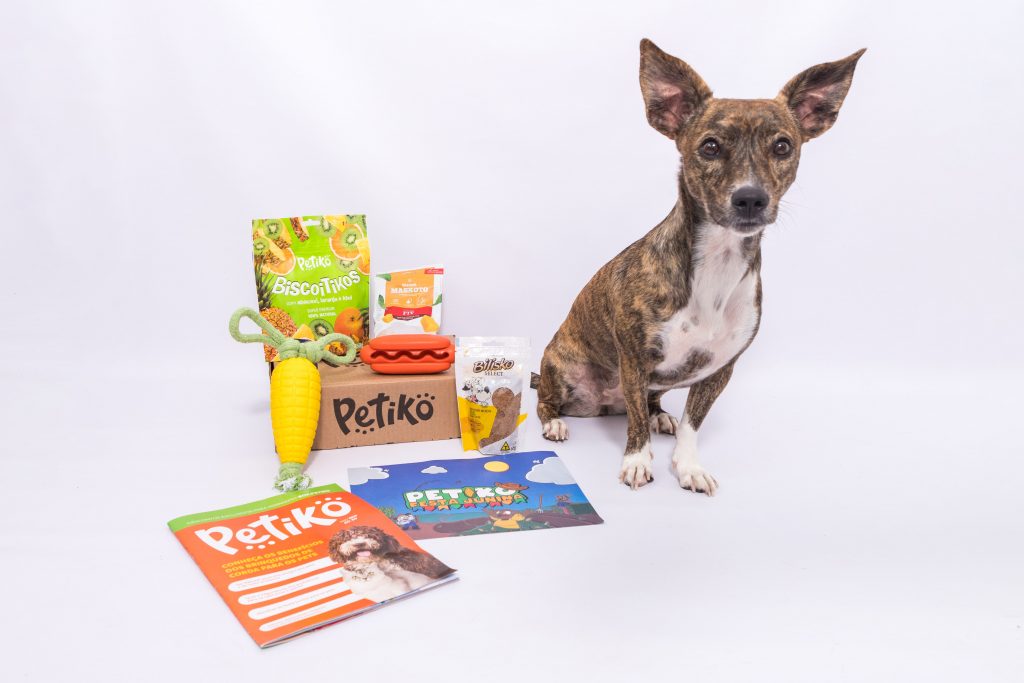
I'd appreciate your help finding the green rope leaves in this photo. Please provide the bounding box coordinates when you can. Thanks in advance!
[228,307,357,365]
[275,462,312,492]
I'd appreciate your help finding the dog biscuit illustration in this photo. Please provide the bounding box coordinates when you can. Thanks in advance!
[479,388,522,448]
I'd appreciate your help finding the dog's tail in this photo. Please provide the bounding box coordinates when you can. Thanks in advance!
[530,371,540,390]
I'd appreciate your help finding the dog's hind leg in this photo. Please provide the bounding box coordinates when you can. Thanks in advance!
[647,390,678,435]
[536,356,570,442]
[671,361,734,496]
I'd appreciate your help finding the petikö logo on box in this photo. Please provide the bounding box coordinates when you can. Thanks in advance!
[332,392,437,435]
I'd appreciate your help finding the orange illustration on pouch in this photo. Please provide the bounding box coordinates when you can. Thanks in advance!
[335,307,365,342]
[372,266,443,337]
[385,271,435,312]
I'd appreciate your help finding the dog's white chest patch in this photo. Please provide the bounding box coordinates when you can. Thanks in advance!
[652,225,760,388]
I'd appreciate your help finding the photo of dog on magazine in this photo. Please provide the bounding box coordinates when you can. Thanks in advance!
[168,485,457,647]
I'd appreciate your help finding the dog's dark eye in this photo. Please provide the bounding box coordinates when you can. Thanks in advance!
[699,138,721,158]
[773,138,793,157]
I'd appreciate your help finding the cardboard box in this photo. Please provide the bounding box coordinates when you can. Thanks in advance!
[276,361,460,450]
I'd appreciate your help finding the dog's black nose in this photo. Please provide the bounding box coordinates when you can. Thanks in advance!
[731,186,769,219]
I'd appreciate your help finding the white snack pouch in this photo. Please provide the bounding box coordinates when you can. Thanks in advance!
[370,266,444,338]
[455,337,530,454]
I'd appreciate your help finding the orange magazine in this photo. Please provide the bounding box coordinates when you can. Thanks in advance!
[169,484,457,647]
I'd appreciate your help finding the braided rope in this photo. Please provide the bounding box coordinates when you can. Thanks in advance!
[274,462,312,492]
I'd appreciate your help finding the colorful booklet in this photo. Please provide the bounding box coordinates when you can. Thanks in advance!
[348,451,603,540]
[168,485,457,647]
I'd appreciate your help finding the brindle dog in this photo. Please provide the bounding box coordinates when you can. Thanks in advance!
[534,39,864,493]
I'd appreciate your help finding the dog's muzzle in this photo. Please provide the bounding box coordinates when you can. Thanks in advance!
[730,185,771,232]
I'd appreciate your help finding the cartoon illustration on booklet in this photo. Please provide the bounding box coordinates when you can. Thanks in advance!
[348,451,603,539]
[168,485,457,647]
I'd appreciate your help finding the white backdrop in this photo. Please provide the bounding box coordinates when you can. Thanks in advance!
[2,1,1022,681]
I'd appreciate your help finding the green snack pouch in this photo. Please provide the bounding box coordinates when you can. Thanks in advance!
[251,215,371,361]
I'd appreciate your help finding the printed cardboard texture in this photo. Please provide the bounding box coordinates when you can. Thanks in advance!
[305,362,460,449]
[348,451,603,539]
[168,485,457,647]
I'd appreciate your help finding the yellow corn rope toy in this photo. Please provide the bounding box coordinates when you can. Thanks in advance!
[229,307,357,491]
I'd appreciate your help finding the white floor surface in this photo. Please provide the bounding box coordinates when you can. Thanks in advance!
[4,363,1021,681]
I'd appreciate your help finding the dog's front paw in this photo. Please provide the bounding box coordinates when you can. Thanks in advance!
[542,418,568,441]
[619,446,654,490]
[650,412,678,435]
[674,463,718,496]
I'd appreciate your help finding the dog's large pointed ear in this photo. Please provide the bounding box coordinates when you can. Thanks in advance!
[639,39,712,139]
[778,49,866,141]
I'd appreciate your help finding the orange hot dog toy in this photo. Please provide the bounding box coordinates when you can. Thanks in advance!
[359,334,455,374]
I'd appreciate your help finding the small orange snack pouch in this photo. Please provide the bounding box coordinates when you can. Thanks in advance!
[371,266,444,338]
